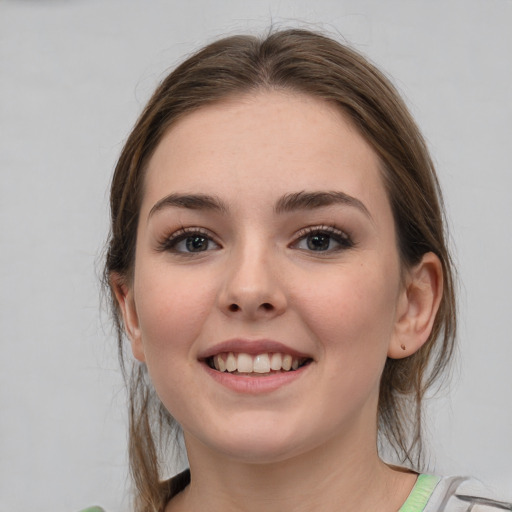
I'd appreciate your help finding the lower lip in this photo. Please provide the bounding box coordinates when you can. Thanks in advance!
[201,362,310,394]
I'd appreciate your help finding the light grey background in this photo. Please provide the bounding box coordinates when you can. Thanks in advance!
[1,1,511,511]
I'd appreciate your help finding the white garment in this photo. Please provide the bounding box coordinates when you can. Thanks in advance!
[424,476,511,512]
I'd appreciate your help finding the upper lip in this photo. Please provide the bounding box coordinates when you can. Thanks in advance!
[198,338,312,360]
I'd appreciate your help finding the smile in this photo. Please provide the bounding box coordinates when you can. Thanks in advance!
[207,352,311,375]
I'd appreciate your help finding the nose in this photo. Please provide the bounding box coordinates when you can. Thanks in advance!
[217,243,287,320]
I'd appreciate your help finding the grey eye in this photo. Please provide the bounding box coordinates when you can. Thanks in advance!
[306,233,332,251]
[161,230,221,254]
[185,235,210,252]
[294,229,352,252]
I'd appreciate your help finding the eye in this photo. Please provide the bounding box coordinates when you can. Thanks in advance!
[158,228,221,254]
[292,226,353,252]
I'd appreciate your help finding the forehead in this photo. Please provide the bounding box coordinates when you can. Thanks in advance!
[142,91,389,218]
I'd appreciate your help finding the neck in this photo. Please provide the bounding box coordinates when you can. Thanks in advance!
[168,428,416,512]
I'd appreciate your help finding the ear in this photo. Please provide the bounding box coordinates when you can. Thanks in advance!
[110,273,146,362]
[388,252,443,359]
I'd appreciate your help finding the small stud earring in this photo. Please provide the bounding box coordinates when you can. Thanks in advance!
[400,344,406,351]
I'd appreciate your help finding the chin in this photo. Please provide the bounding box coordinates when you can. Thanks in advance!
[185,416,324,466]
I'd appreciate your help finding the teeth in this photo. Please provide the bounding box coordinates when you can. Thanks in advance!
[226,352,237,372]
[253,354,270,373]
[237,353,253,373]
[211,352,305,374]
[270,353,282,370]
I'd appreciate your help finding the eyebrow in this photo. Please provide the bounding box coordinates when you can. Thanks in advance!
[148,190,372,221]
[275,191,372,219]
[148,193,229,220]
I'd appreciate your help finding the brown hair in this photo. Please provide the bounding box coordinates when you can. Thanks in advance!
[104,28,456,511]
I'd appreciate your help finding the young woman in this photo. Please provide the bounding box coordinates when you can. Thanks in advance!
[97,29,510,512]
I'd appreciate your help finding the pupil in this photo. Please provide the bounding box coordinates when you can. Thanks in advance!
[307,234,330,251]
[186,236,208,252]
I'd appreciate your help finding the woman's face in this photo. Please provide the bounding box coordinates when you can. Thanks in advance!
[120,91,409,463]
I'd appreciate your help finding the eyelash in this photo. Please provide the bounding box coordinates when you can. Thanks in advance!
[292,225,354,253]
[156,227,221,254]
[157,224,354,255]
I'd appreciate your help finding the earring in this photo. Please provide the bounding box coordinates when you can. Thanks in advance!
[400,344,406,351]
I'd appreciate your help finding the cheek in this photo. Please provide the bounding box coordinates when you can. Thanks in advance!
[291,261,401,417]
[132,267,219,417]
[134,265,217,358]
[294,258,400,355]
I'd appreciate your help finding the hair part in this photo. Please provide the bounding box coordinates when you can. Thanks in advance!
[104,28,457,511]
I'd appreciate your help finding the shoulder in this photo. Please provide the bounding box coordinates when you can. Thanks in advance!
[424,475,512,512]
[77,470,191,512]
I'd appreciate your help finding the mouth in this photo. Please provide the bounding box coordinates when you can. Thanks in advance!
[205,352,313,376]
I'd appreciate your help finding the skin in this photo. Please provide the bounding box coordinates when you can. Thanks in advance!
[115,91,443,511]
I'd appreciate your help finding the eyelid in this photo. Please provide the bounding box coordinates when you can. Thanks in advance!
[294,224,349,240]
[156,226,221,253]
[291,224,354,251]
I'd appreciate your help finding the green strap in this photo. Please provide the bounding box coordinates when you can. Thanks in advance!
[399,474,441,512]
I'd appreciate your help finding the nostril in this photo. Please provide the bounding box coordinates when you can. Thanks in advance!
[227,303,274,313]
